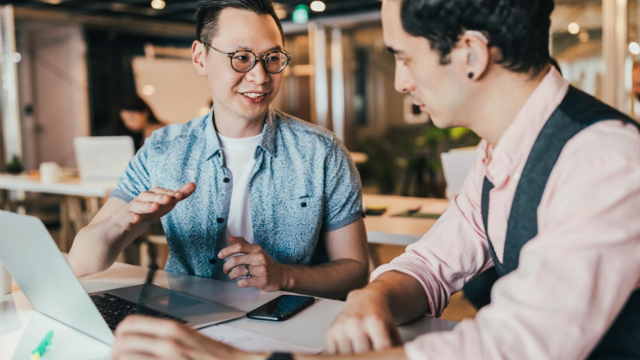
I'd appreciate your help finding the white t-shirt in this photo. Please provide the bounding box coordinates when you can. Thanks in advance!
[215,132,262,281]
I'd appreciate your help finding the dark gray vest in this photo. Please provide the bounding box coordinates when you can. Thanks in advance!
[481,86,640,359]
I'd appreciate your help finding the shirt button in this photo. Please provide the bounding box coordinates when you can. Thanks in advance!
[223,178,230,183]
[209,258,217,265]
[217,218,224,223]
[301,202,307,208]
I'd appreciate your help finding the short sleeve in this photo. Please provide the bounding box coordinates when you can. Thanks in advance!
[323,138,363,232]
[110,140,151,203]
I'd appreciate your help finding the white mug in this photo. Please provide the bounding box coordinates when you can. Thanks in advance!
[0,259,11,295]
[39,162,62,184]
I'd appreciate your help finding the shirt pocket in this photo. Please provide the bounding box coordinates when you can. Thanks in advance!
[269,196,324,263]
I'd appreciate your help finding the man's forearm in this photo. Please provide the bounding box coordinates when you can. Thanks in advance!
[302,347,408,360]
[365,271,430,324]
[68,218,143,277]
[283,259,369,299]
[243,347,408,360]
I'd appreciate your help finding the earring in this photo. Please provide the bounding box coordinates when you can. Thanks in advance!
[468,72,474,79]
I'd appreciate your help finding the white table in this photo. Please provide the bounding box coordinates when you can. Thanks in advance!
[0,173,116,252]
[0,174,115,198]
[0,262,457,360]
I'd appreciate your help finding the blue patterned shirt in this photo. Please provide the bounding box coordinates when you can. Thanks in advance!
[111,108,363,278]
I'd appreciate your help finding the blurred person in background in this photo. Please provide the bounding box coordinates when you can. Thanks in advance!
[115,94,165,151]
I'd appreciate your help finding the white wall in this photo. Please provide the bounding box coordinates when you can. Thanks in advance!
[18,24,90,169]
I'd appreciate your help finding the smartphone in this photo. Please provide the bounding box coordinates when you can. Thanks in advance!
[246,295,315,321]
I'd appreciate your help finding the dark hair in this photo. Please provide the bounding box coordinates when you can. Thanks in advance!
[114,94,161,150]
[550,57,562,75]
[196,0,285,46]
[400,0,554,76]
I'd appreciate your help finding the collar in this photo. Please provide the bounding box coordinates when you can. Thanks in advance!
[259,108,278,157]
[203,107,278,162]
[482,67,569,188]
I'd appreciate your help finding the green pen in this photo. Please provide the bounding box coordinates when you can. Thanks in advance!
[30,330,54,360]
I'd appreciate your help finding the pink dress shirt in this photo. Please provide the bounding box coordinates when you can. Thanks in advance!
[371,68,640,360]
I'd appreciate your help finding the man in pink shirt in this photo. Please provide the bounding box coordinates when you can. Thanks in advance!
[110,0,640,359]
[323,0,640,359]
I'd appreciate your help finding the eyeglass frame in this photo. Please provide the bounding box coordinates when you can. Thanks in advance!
[200,40,292,74]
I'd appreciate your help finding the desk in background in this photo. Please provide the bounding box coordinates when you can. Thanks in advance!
[363,194,449,267]
[0,262,457,360]
[363,194,449,246]
[0,173,115,252]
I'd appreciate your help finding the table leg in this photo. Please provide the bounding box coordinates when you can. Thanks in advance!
[69,198,82,230]
[59,199,70,252]
[0,190,8,211]
[368,244,383,272]
[86,197,100,221]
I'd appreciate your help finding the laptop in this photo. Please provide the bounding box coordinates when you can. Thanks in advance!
[0,210,245,344]
[74,136,135,181]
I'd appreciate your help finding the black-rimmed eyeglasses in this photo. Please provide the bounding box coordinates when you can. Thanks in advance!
[201,41,292,74]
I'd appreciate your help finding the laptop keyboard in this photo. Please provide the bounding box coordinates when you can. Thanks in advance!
[91,293,187,331]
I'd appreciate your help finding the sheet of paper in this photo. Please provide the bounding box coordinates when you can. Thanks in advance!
[8,312,110,360]
[199,324,322,354]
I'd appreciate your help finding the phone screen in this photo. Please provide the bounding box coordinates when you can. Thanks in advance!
[247,295,315,321]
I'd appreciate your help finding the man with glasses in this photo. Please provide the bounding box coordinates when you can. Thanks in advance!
[68,0,369,299]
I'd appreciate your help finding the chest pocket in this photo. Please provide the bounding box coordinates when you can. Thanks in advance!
[282,196,323,229]
[266,196,324,264]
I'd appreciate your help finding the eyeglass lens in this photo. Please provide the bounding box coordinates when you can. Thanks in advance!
[231,51,289,73]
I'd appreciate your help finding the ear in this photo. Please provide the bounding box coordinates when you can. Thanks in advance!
[191,40,208,76]
[462,33,490,81]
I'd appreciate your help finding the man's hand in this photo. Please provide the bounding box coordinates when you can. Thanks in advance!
[112,315,262,360]
[326,288,402,354]
[219,237,290,292]
[111,183,196,232]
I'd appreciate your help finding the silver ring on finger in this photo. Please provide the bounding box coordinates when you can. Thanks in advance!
[244,264,251,278]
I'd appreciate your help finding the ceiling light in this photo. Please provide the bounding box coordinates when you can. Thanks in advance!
[310,1,326,12]
[142,85,156,96]
[11,52,22,63]
[630,42,640,55]
[150,0,166,10]
[568,22,580,35]
[276,9,287,19]
[274,3,288,20]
